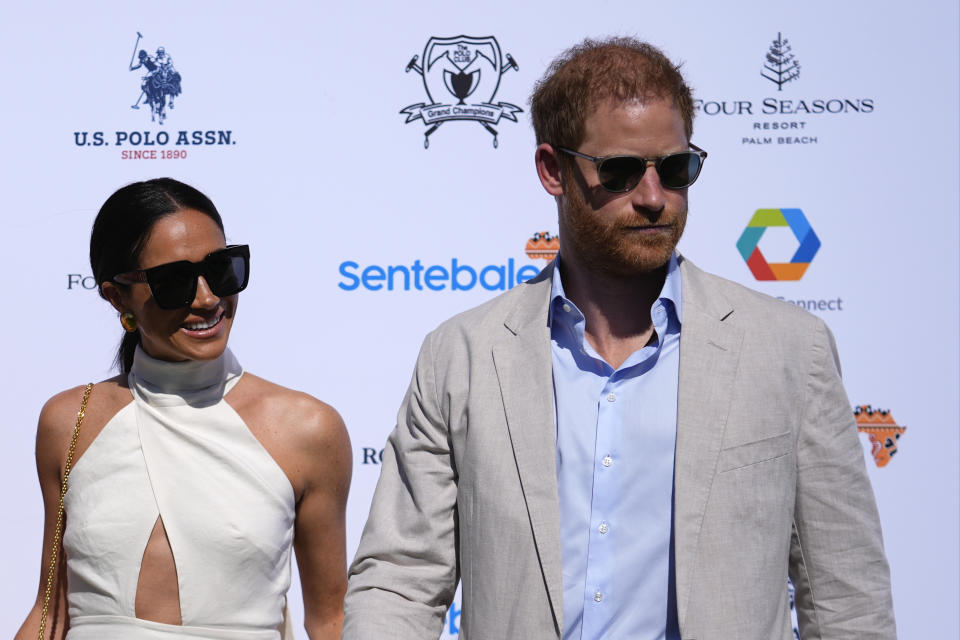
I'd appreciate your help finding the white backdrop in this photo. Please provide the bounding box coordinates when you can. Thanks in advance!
[2,2,957,637]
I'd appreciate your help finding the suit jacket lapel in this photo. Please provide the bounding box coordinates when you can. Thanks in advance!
[674,258,745,630]
[491,265,564,633]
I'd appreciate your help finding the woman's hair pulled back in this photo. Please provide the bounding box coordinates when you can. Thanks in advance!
[89,177,224,373]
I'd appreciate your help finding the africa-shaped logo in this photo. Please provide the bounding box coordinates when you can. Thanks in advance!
[400,36,522,148]
[525,231,559,261]
[854,405,906,468]
[736,208,820,281]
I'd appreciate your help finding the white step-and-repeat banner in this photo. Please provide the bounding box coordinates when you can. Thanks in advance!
[2,2,957,637]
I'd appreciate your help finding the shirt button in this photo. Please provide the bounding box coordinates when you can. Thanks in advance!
[594,591,603,603]
[654,307,667,324]
[562,303,572,313]
[599,522,609,534]
[602,455,613,467]
[606,393,616,402]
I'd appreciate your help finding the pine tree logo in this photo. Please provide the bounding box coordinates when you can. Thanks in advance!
[761,32,801,90]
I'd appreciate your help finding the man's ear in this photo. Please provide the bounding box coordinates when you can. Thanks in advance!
[100,281,126,314]
[535,143,565,196]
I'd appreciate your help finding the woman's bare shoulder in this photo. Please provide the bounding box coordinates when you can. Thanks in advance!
[232,373,348,448]
[230,373,351,494]
[36,376,132,468]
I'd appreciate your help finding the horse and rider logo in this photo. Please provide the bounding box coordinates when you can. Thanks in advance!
[128,32,182,124]
[401,36,522,148]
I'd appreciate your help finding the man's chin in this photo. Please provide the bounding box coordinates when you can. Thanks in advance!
[591,252,672,278]
[595,239,676,277]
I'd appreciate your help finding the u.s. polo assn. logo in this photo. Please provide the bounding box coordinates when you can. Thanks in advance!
[127,31,182,124]
[401,36,522,148]
[70,31,237,158]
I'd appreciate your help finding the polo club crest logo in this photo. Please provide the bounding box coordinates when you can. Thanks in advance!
[762,32,801,90]
[401,36,522,148]
[128,31,182,124]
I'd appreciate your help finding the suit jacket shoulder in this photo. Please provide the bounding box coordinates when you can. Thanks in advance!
[426,263,553,351]
[679,256,833,357]
[681,257,819,324]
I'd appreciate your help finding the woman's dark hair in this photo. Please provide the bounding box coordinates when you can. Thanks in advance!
[90,178,224,373]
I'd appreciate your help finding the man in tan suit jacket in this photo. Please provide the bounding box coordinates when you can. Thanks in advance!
[343,38,895,640]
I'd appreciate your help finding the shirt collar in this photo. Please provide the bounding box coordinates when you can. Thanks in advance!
[549,252,683,328]
[662,253,683,324]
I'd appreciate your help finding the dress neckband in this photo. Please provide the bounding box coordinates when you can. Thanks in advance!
[130,346,241,394]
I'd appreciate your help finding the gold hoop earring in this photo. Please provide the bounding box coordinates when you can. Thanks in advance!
[120,312,138,332]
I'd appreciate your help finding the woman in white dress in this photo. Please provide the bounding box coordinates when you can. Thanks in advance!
[17,178,351,640]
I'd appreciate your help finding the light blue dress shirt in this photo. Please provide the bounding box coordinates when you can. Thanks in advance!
[551,254,682,640]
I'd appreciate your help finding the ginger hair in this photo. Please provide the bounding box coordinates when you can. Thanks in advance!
[530,37,694,148]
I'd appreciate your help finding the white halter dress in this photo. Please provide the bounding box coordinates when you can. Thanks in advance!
[63,347,296,639]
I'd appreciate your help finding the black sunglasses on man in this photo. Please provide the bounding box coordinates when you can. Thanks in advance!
[558,143,707,192]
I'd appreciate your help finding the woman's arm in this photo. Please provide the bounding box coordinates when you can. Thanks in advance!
[289,399,352,639]
[15,388,89,640]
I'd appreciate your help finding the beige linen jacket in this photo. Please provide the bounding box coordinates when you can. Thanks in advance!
[343,257,896,640]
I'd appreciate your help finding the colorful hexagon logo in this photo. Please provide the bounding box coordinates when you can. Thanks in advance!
[736,208,820,281]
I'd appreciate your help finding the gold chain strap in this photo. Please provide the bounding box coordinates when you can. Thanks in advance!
[38,383,93,640]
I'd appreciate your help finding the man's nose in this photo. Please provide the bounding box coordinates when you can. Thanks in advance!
[630,163,667,215]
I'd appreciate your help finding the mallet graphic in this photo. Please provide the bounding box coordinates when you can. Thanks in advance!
[404,55,444,147]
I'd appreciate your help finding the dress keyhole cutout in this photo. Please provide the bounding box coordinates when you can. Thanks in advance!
[134,516,182,624]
